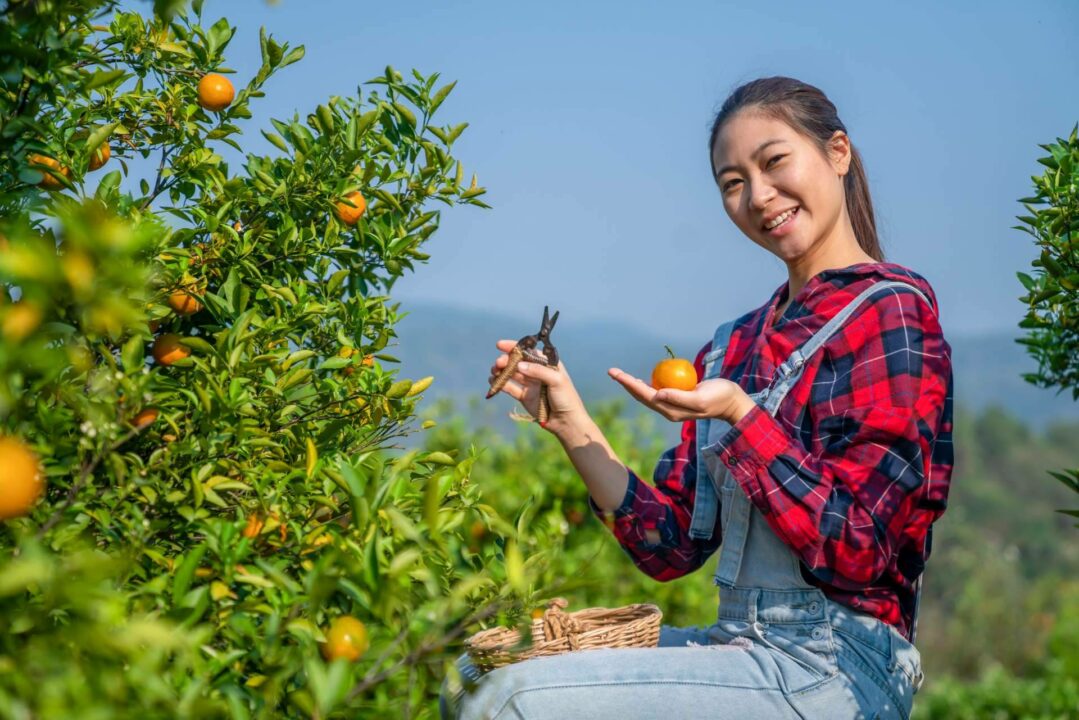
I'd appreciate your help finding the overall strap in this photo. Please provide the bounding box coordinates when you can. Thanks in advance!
[687,318,738,540]
[760,280,936,402]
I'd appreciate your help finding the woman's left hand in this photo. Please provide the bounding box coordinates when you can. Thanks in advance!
[608,368,756,423]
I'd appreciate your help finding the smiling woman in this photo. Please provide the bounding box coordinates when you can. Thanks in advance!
[457,76,953,720]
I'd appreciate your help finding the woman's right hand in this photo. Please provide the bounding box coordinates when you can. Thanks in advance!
[488,339,590,436]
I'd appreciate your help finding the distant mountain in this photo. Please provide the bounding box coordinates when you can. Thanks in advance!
[387,300,1079,447]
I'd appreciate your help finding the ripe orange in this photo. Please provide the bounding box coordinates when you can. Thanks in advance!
[2,302,42,341]
[0,436,45,521]
[27,153,70,190]
[133,408,159,429]
[151,333,191,366]
[88,143,110,171]
[651,345,697,392]
[167,288,203,316]
[242,513,265,539]
[197,73,235,112]
[333,191,367,226]
[321,616,369,662]
[242,511,287,542]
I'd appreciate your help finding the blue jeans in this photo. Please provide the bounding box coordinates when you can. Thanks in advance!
[439,587,922,719]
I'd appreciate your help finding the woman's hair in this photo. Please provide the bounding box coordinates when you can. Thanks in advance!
[708,76,884,262]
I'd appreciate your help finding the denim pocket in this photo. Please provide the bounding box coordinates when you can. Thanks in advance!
[833,627,913,719]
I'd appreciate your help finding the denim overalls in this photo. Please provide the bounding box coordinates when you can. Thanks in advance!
[441,279,932,720]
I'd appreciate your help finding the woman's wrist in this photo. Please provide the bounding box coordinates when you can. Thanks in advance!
[721,388,757,425]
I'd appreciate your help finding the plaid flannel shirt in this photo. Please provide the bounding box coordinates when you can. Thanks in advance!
[588,262,954,639]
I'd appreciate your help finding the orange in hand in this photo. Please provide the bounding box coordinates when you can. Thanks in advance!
[651,345,697,392]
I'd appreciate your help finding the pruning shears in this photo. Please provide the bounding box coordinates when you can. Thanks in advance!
[485,305,560,427]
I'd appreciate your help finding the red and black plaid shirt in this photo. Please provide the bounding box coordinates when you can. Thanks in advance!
[589,262,954,639]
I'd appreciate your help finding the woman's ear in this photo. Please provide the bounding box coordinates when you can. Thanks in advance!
[827,130,853,177]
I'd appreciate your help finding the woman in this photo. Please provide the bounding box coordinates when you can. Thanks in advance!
[442,76,954,720]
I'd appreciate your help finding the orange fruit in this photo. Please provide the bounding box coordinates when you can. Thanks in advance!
[469,519,487,542]
[133,408,159,428]
[151,333,191,366]
[27,153,70,190]
[167,288,203,316]
[242,511,287,542]
[197,73,235,112]
[333,191,367,226]
[0,436,45,520]
[242,513,265,539]
[651,344,697,392]
[88,143,110,171]
[530,608,545,620]
[2,302,42,341]
[321,616,369,662]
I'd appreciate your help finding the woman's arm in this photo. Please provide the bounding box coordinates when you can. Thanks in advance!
[575,342,724,581]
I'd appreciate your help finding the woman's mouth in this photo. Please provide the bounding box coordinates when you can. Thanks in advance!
[764,207,799,237]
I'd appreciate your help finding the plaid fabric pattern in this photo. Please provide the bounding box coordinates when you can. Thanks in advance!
[588,262,954,639]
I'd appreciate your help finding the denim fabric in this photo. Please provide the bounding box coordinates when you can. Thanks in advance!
[440,280,929,720]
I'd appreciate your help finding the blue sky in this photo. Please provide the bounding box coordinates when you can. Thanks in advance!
[138,0,1078,341]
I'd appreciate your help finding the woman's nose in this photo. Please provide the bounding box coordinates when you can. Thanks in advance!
[749,182,776,212]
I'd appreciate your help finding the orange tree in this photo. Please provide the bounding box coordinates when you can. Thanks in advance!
[0,2,553,717]
[1014,124,1079,524]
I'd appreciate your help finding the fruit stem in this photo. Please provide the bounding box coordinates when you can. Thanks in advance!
[664,344,675,359]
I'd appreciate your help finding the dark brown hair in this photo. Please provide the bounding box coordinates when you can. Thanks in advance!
[708,76,884,262]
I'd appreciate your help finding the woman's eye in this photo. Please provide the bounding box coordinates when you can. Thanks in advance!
[767,154,785,167]
[722,179,740,193]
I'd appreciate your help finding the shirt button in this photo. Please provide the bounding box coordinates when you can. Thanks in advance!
[727,456,739,467]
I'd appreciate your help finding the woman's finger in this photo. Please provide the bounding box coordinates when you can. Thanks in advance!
[652,387,703,412]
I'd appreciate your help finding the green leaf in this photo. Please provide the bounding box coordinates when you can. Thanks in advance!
[172,545,208,601]
[261,130,290,153]
[85,69,129,91]
[429,80,457,114]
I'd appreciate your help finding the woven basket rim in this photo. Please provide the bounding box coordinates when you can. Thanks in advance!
[464,601,662,653]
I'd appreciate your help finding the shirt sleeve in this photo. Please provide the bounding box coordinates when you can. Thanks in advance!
[587,341,721,582]
[707,288,951,591]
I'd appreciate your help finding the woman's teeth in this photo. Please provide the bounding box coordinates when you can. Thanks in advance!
[766,207,798,230]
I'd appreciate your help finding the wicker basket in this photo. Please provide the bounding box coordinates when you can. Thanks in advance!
[464,597,662,672]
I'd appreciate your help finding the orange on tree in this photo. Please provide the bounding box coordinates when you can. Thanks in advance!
[242,511,287,542]
[0,436,45,521]
[151,333,191,365]
[333,190,367,226]
[2,301,42,342]
[132,407,159,429]
[650,344,697,392]
[321,616,369,662]
[87,142,110,171]
[27,152,70,190]
[167,286,203,316]
[197,73,235,112]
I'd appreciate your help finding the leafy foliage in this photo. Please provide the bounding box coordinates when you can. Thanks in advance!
[0,2,549,718]
[1013,123,1079,523]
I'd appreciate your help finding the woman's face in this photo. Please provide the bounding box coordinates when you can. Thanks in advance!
[711,111,852,265]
